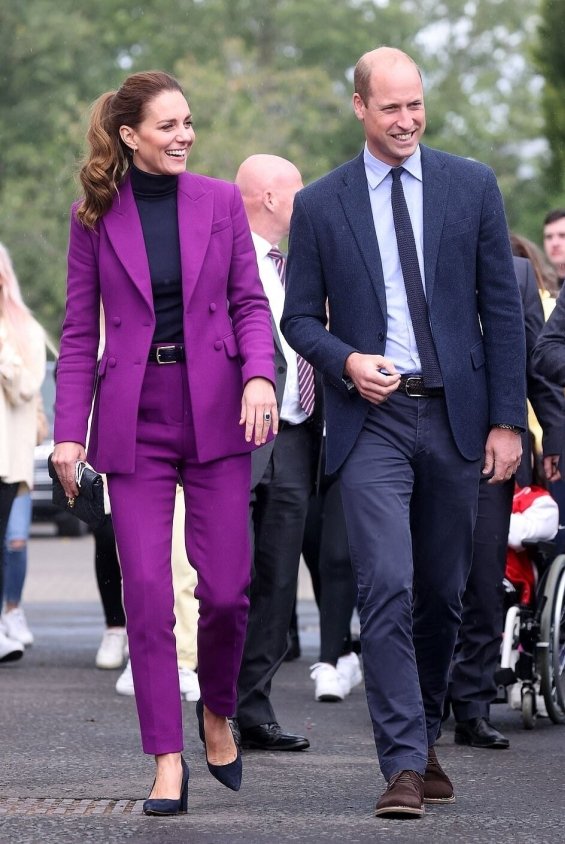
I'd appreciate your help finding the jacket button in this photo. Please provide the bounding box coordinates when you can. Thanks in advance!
[214,340,222,350]
[108,357,117,367]
[277,366,285,374]
[209,303,217,313]
[112,316,121,326]
[378,331,384,342]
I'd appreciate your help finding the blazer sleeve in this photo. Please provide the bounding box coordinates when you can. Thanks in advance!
[54,207,101,447]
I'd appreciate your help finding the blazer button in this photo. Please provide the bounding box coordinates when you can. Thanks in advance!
[214,340,222,351]
[277,366,285,374]
[209,303,217,313]
[108,357,117,368]
[112,316,121,327]
[378,331,385,342]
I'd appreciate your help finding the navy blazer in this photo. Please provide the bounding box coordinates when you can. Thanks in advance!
[281,146,527,474]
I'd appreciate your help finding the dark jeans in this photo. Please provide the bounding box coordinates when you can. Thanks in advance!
[0,481,19,606]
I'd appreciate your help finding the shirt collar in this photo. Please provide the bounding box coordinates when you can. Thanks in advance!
[252,231,279,260]
[363,143,422,189]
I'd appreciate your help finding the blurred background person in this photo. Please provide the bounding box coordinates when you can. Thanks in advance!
[510,232,559,318]
[0,242,46,661]
[542,209,565,290]
[234,154,318,752]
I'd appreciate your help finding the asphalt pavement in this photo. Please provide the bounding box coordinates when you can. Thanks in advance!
[1,530,564,844]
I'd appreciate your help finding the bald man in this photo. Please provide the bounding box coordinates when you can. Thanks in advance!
[281,48,526,817]
[234,155,320,751]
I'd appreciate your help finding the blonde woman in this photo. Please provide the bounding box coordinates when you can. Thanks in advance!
[0,242,45,662]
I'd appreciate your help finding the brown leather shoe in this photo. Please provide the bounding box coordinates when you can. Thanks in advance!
[424,745,455,804]
[375,770,424,818]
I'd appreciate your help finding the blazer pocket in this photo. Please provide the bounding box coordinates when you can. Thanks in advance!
[222,332,240,359]
[470,341,485,370]
[442,217,475,241]
[211,216,231,234]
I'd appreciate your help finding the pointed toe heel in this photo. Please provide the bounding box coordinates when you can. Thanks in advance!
[196,699,243,791]
[142,755,189,816]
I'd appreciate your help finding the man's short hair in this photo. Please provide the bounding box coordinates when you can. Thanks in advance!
[543,208,565,227]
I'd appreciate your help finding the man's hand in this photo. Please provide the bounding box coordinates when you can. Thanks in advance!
[344,353,400,404]
[482,428,522,484]
[543,454,561,483]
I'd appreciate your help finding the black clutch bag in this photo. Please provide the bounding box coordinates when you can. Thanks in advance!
[47,454,106,531]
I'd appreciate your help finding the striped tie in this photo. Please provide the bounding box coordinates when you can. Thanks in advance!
[268,248,315,417]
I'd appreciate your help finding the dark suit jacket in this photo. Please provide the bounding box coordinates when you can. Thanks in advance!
[533,282,565,386]
[514,256,564,457]
[514,256,565,485]
[281,146,527,475]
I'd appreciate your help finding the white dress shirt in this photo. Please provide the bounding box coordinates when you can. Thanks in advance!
[251,233,307,424]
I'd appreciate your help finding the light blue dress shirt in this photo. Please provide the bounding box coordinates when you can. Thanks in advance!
[363,144,425,375]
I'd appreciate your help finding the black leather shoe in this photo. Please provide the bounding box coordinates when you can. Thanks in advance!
[240,722,310,751]
[195,700,242,791]
[454,717,509,749]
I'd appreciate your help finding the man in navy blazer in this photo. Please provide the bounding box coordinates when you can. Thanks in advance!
[281,47,526,819]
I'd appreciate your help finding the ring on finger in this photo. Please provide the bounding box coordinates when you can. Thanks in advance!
[263,411,271,422]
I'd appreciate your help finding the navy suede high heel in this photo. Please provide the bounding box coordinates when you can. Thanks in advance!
[142,755,189,816]
[195,699,242,792]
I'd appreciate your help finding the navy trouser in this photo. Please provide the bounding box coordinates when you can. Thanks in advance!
[339,391,481,780]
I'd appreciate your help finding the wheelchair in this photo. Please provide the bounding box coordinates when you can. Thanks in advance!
[496,541,565,729]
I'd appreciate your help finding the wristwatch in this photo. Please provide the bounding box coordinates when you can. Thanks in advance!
[492,423,522,434]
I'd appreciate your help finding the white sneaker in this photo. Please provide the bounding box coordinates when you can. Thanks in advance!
[95,627,128,669]
[2,607,34,646]
[115,659,135,696]
[310,662,347,701]
[178,666,200,701]
[336,652,363,694]
[0,629,24,663]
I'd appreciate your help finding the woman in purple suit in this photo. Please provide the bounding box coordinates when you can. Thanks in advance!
[51,71,277,815]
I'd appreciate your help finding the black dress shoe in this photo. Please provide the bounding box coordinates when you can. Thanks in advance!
[240,722,310,751]
[454,717,509,749]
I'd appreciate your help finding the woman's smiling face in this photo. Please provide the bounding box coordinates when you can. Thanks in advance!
[121,89,195,175]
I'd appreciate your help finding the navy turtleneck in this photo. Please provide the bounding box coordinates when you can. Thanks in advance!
[130,163,183,344]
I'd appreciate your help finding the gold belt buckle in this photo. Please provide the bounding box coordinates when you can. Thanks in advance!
[404,376,426,397]
[155,345,177,365]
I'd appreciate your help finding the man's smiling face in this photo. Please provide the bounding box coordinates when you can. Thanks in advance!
[353,59,426,166]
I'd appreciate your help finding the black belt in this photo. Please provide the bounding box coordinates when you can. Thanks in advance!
[278,417,313,431]
[397,375,444,398]
[148,344,185,364]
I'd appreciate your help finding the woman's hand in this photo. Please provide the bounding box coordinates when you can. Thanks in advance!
[240,377,278,445]
[51,441,87,498]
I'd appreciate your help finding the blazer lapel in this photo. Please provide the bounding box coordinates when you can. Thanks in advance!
[421,145,450,306]
[337,154,387,319]
[177,172,214,307]
[103,177,153,311]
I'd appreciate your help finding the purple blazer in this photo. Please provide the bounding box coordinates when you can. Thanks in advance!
[54,171,276,474]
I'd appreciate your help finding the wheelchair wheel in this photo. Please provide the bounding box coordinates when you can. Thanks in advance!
[521,688,536,730]
[538,554,565,724]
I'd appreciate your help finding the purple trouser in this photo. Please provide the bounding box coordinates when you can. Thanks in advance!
[107,363,251,755]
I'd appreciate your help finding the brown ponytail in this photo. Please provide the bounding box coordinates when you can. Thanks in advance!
[77,71,184,229]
